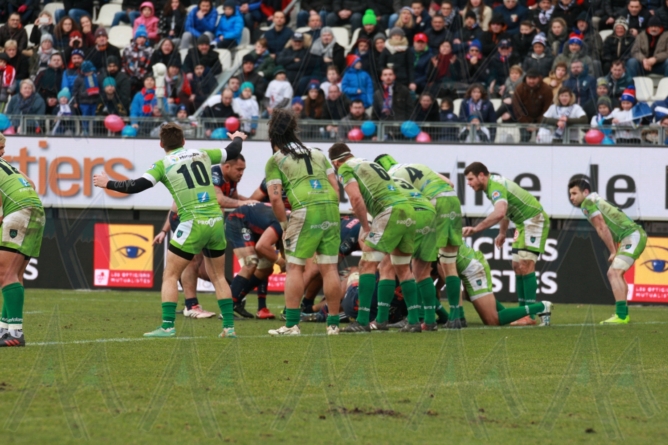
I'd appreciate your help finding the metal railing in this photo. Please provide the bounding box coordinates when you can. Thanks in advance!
[4,115,667,146]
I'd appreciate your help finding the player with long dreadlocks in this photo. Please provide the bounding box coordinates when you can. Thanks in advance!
[264,109,343,336]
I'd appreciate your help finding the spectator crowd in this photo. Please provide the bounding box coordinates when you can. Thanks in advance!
[0,0,667,142]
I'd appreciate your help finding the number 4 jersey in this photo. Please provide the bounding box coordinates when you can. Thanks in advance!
[143,148,225,222]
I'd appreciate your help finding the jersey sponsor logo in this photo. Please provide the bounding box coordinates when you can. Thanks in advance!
[397,218,416,227]
[310,220,338,230]
[196,216,223,227]
[309,179,322,189]
[440,211,462,220]
[409,192,421,198]
[18,178,30,187]
[387,184,396,191]
[416,226,434,235]
[241,228,252,241]
[197,192,209,203]
[492,191,501,201]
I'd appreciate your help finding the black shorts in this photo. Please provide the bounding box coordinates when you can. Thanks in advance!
[225,215,259,249]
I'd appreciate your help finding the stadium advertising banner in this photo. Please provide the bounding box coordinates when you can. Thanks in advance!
[625,236,668,303]
[3,137,668,220]
[93,224,154,288]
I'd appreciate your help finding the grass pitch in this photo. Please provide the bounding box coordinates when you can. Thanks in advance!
[2,289,668,445]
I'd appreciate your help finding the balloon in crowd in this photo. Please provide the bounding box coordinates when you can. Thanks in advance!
[121,125,137,138]
[0,114,10,131]
[104,115,125,133]
[401,121,420,139]
[225,117,240,132]
[584,129,605,144]
[348,128,364,141]
[416,131,431,142]
[211,128,228,140]
[361,121,376,137]
[3,126,15,135]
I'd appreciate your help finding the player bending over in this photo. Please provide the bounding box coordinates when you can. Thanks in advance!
[328,143,421,333]
[463,162,551,326]
[227,203,285,319]
[568,178,647,324]
[0,134,45,347]
[376,154,465,329]
[457,244,552,326]
[265,109,343,336]
[93,123,241,338]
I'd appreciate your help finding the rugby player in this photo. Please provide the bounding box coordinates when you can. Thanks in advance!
[375,154,465,329]
[93,123,242,338]
[328,143,421,333]
[154,155,256,319]
[374,177,437,331]
[226,202,285,319]
[0,134,45,347]
[462,162,551,326]
[457,244,553,326]
[568,178,647,324]
[265,109,342,336]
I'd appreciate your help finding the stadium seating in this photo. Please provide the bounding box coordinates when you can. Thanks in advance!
[217,49,232,70]
[42,3,64,18]
[653,78,668,101]
[599,29,612,41]
[24,24,34,47]
[95,4,122,27]
[330,27,350,49]
[634,77,655,103]
[232,48,251,66]
[108,25,133,49]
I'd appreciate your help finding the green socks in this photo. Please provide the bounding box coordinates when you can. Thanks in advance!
[515,274,525,306]
[417,278,437,324]
[524,272,537,305]
[375,279,396,324]
[498,302,546,325]
[2,282,24,330]
[217,299,235,328]
[161,302,177,330]
[496,300,506,312]
[616,301,628,319]
[357,273,376,325]
[0,299,8,330]
[401,279,420,325]
[285,308,301,328]
[327,314,340,327]
[445,275,461,320]
[436,304,449,323]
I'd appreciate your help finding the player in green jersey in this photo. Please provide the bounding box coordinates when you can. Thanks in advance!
[457,244,553,326]
[375,154,466,329]
[93,123,242,339]
[375,177,438,331]
[0,134,45,347]
[463,162,551,326]
[264,109,343,336]
[568,178,647,324]
[328,143,422,333]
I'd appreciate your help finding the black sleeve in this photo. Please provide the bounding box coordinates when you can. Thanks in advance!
[225,137,243,160]
[106,177,154,194]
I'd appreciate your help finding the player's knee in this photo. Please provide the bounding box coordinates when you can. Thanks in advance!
[610,255,633,273]
[438,248,457,265]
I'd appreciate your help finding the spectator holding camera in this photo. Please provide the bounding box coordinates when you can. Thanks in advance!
[30,11,56,48]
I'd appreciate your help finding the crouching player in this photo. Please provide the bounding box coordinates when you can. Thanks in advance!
[457,244,552,326]
[227,202,285,319]
[0,135,45,347]
[93,124,241,338]
[568,178,647,324]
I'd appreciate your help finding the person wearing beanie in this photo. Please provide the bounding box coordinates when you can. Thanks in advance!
[493,0,527,36]
[133,2,160,45]
[452,39,489,86]
[182,30,222,78]
[552,31,596,77]
[513,67,554,141]
[73,58,101,133]
[57,87,71,101]
[590,95,613,128]
[456,9,484,54]
[523,33,554,78]
[233,80,259,134]
[627,14,668,77]
[325,0,366,33]
[264,66,293,117]
[380,27,412,86]
[215,0,243,49]
[180,0,218,50]
[358,9,385,42]
[602,18,635,73]
[97,75,127,118]
[85,24,122,74]
[101,55,131,111]
[291,95,304,116]
[296,1,332,29]
[239,52,268,101]
[480,13,509,57]
[60,47,83,93]
[363,9,377,27]
[573,11,603,60]
[29,33,57,78]
[462,0,492,31]
[122,24,154,94]
[52,86,76,135]
[341,55,373,108]
[604,85,649,143]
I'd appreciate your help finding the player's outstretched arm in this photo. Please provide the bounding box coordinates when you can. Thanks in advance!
[463,201,508,237]
[590,214,617,262]
[344,182,370,234]
[93,172,154,194]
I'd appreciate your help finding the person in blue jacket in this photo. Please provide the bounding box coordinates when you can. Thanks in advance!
[130,75,168,135]
[493,0,527,35]
[180,0,218,50]
[215,0,244,50]
[341,56,373,108]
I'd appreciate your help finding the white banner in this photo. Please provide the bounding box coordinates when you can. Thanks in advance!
[4,137,667,220]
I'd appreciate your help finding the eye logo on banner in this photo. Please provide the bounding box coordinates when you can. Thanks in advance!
[94,224,154,288]
[626,237,668,303]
